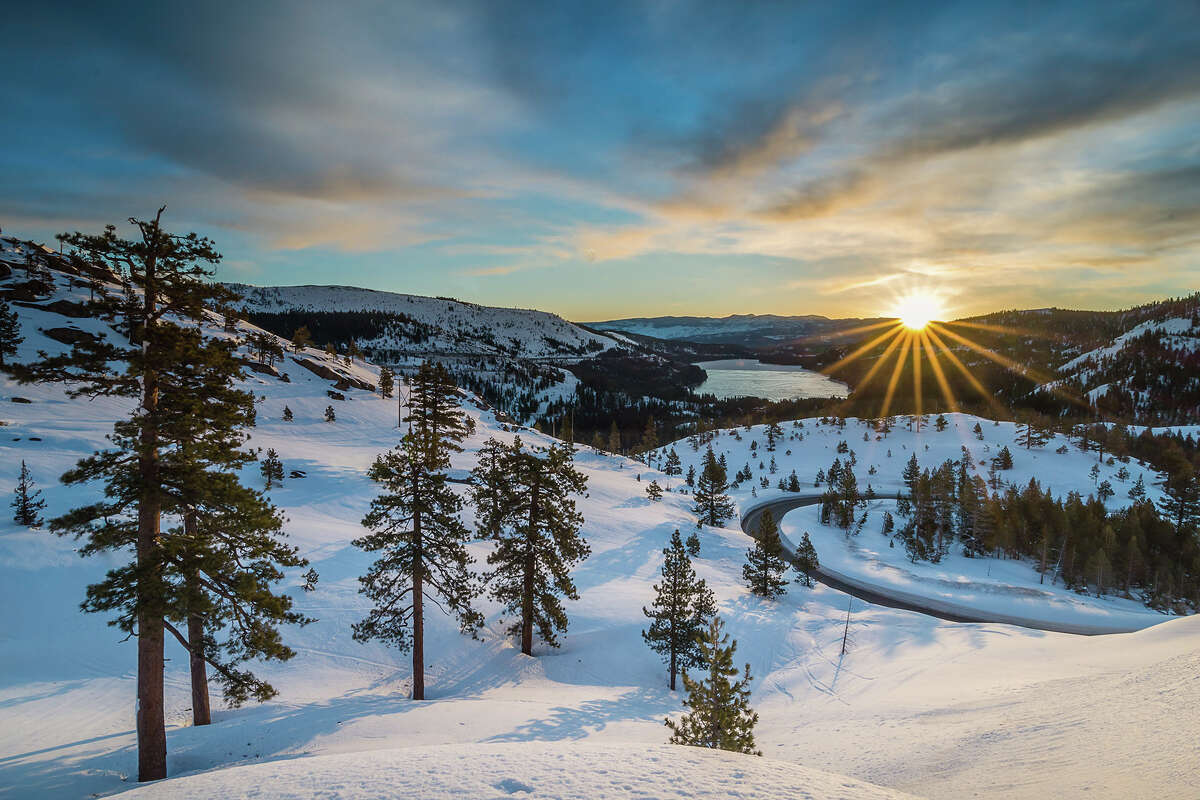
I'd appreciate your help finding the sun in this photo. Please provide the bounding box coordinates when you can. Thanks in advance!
[892,292,945,331]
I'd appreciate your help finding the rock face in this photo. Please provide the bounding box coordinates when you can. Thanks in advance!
[327,390,346,401]
[16,300,91,318]
[292,357,375,392]
[42,327,100,347]
[1,280,54,301]
[243,360,281,378]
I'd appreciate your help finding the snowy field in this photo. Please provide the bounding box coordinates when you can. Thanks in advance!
[1,265,1198,799]
[658,413,1173,633]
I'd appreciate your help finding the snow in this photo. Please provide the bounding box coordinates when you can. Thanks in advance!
[1058,316,1198,373]
[1,260,1198,800]
[110,742,917,799]
[655,413,1172,632]
[227,283,623,361]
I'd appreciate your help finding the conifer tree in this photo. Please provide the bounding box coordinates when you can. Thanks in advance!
[642,529,717,690]
[744,509,788,598]
[355,360,478,700]
[404,362,475,463]
[1157,462,1200,539]
[11,460,45,527]
[353,435,482,700]
[1016,415,1050,450]
[607,421,622,454]
[324,405,336,422]
[641,416,658,458]
[260,448,284,489]
[646,479,663,501]
[665,616,760,755]
[378,366,395,399]
[994,446,1014,470]
[686,531,701,557]
[765,421,783,452]
[20,209,232,781]
[793,532,819,587]
[664,449,682,478]
[290,325,312,353]
[0,300,23,367]
[282,405,293,422]
[685,464,696,488]
[471,437,589,655]
[693,447,734,527]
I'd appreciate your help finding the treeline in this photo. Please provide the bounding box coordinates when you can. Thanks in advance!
[887,449,1200,611]
[244,309,437,354]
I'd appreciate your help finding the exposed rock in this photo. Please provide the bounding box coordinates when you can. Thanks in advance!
[0,262,11,279]
[292,357,375,392]
[0,280,54,302]
[10,397,32,404]
[42,327,99,347]
[327,390,346,401]
[243,360,281,378]
[16,299,91,318]
[288,470,307,479]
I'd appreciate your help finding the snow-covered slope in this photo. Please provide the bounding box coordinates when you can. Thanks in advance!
[1040,309,1200,421]
[1,249,1199,800]
[228,283,623,360]
[111,742,916,800]
[655,415,1172,633]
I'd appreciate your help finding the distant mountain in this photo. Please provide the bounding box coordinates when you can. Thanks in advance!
[587,313,881,348]
[228,283,627,361]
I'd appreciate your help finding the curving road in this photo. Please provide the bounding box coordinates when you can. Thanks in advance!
[740,495,1155,635]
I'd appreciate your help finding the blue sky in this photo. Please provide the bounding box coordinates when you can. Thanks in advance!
[2,1,1198,321]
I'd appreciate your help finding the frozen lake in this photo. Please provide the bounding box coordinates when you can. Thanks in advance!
[694,359,848,401]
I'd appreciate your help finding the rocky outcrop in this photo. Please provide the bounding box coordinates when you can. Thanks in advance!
[291,357,375,392]
[42,327,99,347]
[15,299,91,318]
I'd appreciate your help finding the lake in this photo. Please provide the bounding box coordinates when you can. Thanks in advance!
[694,359,848,401]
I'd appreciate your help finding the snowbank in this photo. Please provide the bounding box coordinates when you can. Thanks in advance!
[111,742,915,800]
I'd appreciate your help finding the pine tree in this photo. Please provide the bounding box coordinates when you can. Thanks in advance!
[404,362,475,463]
[1129,474,1147,500]
[664,449,682,477]
[0,300,23,367]
[641,416,658,458]
[260,448,284,489]
[994,446,1014,470]
[686,531,701,557]
[471,437,589,655]
[378,366,395,399]
[665,616,761,755]
[765,421,783,452]
[693,447,734,527]
[1016,415,1050,450]
[744,509,788,598]
[353,435,482,700]
[935,414,948,432]
[324,405,336,422]
[282,405,294,422]
[1157,463,1200,539]
[642,529,717,690]
[685,464,696,488]
[973,422,984,440]
[290,325,312,353]
[646,479,663,501]
[607,421,622,454]
[793,532,819,587]
[11,460,45,526]
[19,209,235,781]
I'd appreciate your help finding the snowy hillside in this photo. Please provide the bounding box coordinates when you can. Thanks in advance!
[228,283,624,360]
[1042,313,1200,420]
[655,415,1173,632]
[587,313,876,347]
[111,743,917,800]
[1,249,1198,800]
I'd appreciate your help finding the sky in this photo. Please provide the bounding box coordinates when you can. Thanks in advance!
[2,0,1198,322]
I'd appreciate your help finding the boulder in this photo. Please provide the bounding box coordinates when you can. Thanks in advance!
[10,397,32,404]
[327,390,346,401]
[17,299,90,318]
[0,280,54,301]
[42,327,99,347]
[243,360,281,378]
[292,357,375,392]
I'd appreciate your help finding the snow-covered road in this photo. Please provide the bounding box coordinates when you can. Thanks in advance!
[740,496,1160,635]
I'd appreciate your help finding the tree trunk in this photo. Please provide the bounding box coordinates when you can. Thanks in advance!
[136,215,166,782]
[521,477,539,657]
[412,499,425,701]
[188,611,211,726]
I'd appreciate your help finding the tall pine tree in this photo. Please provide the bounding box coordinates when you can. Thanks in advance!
[642,529,717,690]
[744,509,789,598]
[11,460,45,527]
[693,447,734,527]
[471,436,589,655]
